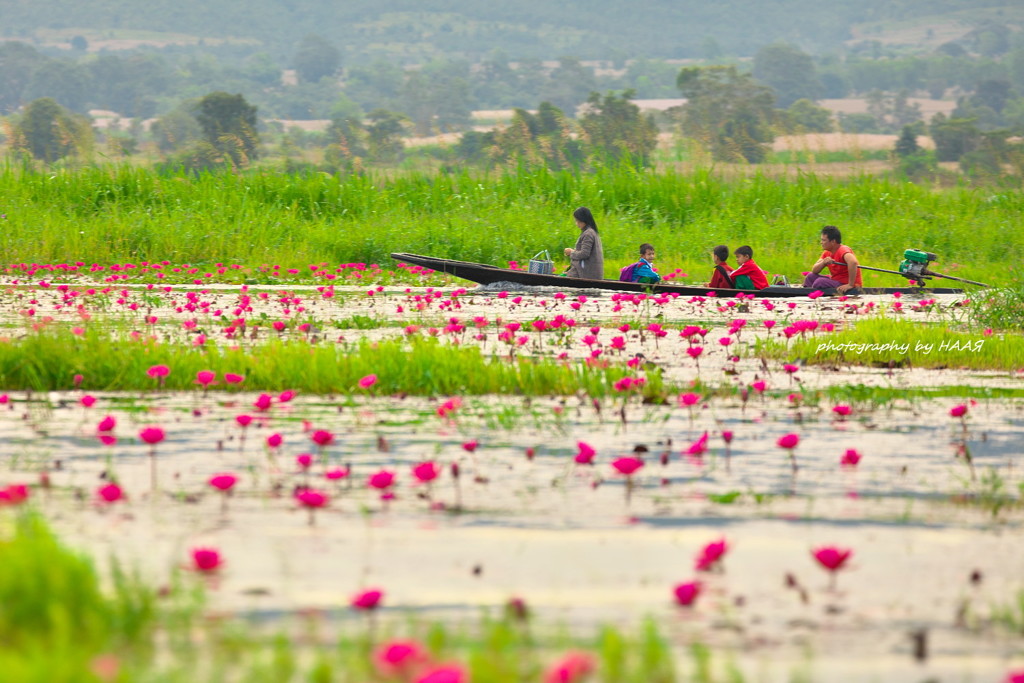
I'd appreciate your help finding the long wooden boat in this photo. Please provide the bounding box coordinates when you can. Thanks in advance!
[390,253,965,298]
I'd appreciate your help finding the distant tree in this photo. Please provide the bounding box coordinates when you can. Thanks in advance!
[453,130,496,165]
[325,95,367,169]
[538,57,596,116]
[894,125,920,157]
[700,37,723,61]
[929,113,981,162]
[490,103,583,170]
[0,42,47,114]
[14,97,92,162]
[752,43,821,108]
[194,92,259,167]
[677,65,776,163]
[70,35,88,51]
[783,99,833,133]
[1004,97,1024,134]
[346,59,405,111]
[151,105,202,153]
[969,79,1013,114]
[365,109,407,163]
[578,90,658,165]
[86,54,170,118]
[244,53,282,87]
[837,112,879,134]
[935,42,967,58]
[293,34,340,83]
[23,60,92,113]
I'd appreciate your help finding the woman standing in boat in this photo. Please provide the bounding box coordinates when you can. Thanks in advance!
[563,206,604,279]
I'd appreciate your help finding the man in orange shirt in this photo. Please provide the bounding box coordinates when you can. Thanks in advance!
[802,225,862,294]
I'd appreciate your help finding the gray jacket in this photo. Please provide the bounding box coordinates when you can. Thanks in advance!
[566,227,604,280]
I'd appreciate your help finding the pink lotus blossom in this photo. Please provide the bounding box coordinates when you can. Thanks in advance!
[721,430,734,444]
[543,651,596,683]
[777,433,799,449]
[278,389,296,403]
[812,546,853,572]
[235,414,253,427]
[832,404,852,417]
[311,429,334,446]
[412,461,440,483]
[574,441,596,465]
[146,364,170,378]
[253,393,273,411]
[808,290,824,299]
[209,473,238,491]
[462,440,478,453]
[783,364,800,374]
[139,427,165,445]
[195,370,217,387]
[373,639,428,677]
[191,547,223,572]
[686,346,704,359]
[358,374,378,389]
[368,470,396,490]
[678,392,701,407]
[266,433,283,449]
[611,457,644,476]
[351,588,383,610]
[950,404,968,418]
[224,373,245,385]
[672,581,702,606]
[80,395,97,408]
[296,489,329,508]
[0,484,29,506]
[96,483,123,504]
[750,380,767,393]
[1004,671,1024,683]
[686,432,709,457]
[840,449,862,467]
[324,467,350,480]
[695,538,729,571]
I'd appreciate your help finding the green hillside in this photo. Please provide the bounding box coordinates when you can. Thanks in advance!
[2,0,1020,62]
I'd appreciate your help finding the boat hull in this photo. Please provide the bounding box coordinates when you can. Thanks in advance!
[390,253,965,298]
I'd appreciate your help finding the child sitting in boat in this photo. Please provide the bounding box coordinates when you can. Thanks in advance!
[730,245,769,290]
[620,243,661,284]
[708,245,733,288]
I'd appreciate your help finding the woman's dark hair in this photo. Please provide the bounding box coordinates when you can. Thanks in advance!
[821,225,842,243]
[573,206,597,232]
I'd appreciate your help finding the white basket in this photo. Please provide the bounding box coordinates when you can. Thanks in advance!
[528,250,553,275]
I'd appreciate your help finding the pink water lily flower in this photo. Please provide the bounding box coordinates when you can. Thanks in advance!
[191,547,223,573]
[574,441,596,465]
[695,537,729,571]
[358,374,378,389]
[813,546,853,572]
[373,639,428,677]
[97,415,116,432]
[777,433,799,449]
[412,461,441,483]
[146,364,170,378]
[138,427,165,445]
[351,588,384,610]
[296,489,329,508]
[611,457,644,476]
[672,581,702,606]
[832,404,852,417]
[950,404,968,418]
[209,473,238,491]
[311,429,334,447]
[415,664,468,683]
[96,483,124,504]
[543,651,596,683]
[368,470,396,490]
[195,370,217,387]
[840,449,862,467]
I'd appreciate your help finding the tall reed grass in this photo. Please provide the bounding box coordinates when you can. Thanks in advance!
[0,163,1018,285]
[0,327,664,397]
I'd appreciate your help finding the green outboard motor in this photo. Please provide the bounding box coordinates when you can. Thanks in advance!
[899,249,938,282]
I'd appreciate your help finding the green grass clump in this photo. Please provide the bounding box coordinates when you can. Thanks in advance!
[0,327,665,398]
[770,318,1024,370]
[0,512,159,679]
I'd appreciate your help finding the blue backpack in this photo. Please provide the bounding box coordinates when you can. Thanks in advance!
[618,261,640,282]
